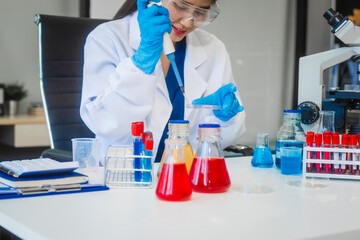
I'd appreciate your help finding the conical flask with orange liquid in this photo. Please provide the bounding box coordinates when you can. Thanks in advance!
[156,138,192,201]
[189,123,231,193]
[157,120,194,177]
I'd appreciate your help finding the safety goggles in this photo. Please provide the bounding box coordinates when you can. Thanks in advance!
[162,0,220,27]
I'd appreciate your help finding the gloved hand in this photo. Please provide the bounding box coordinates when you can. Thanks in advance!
[131,0,172,75]
[192,83,244,122]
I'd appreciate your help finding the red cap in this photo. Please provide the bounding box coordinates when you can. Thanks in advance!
[137,122,144,134]
[145,138,154,151]
[131,122,141,136]
[332,133,340,145]
[342,134,349,146]
[350,135,358,146]
[323,133,331,144]
[306,132,314,144]
[315,133,322,144]
[142,131,152,143]
[323,130,332,135]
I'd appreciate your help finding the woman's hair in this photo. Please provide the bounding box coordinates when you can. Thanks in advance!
[113,0,137,20]
[113,0,217,20]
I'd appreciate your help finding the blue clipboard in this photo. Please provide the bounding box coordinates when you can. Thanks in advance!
[0,183,109,200]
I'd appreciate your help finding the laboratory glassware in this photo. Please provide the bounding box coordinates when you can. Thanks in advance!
[157,120,194,177]
[280,147,302,175]
[71,138,100,168]
[275,110,306,168]
[316,111,335,133]
[156,138,192,201]
[251,133,274,168]
[189,123,231,193]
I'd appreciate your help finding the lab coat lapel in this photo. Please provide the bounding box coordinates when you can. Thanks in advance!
[129,12,171,106]
[184,31,208,118]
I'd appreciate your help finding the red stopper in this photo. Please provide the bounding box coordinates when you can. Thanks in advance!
[332,132,339,145]
[323,133,331,145]
[341,134,349,146]
[131,122,142,136]
[315,133,322,144]
[350,135,357,146]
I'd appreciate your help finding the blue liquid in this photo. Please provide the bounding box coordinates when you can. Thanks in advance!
[251,147,274,168]
[142,150,152,182]
[275,140,304,168]
[133,139,142,182]
[281,156,302,175]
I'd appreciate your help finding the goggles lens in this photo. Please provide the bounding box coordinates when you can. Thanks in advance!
[162,0,220,27]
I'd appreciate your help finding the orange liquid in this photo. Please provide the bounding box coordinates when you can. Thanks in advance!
[157,144,194,177]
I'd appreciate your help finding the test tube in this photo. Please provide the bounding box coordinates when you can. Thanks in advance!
[306,131,314,172]
[349,135,358,175]
[332,132,340,174]
[323,133,332,174]
[340,134,349,174]
[315,133,323,173]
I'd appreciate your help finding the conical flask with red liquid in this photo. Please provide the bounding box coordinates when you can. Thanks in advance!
[156,139,192,201]
[189,123,231,193]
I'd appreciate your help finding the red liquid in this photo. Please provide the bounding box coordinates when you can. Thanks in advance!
[156,163,192,201]
[189,157,231,193]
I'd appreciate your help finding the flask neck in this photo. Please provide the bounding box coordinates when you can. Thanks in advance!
[168,123,190,138]
[283,113,301,123]
[163,139,186,164]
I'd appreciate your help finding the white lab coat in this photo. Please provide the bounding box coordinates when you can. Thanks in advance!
[80,11,246,163]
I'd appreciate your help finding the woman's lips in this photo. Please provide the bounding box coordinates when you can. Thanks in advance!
[172,26,186,35]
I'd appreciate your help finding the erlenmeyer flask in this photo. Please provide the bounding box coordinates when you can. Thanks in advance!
[189,123,231,193]
[251,133,274,168]
[156,139,192,201]
[317,111,335,133]
[157,120,194,177]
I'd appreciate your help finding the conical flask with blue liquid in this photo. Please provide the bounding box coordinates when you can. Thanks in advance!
[251,133,274,168]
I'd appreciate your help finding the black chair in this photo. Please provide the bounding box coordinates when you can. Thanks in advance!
[35,14,108,161]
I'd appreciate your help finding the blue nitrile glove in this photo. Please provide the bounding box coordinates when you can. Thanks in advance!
[192,83,244,122]
[131,0,172,74]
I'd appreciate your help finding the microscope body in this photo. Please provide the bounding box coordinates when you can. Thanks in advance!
[297,9,360,133]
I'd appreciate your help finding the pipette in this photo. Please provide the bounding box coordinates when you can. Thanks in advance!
[147,1,220,110]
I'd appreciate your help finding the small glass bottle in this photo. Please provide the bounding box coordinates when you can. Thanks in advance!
[189,123,231,193]
[157,120,194,177]
[275,110,306,168]
[251,133,274,168]
[156,138,192,201]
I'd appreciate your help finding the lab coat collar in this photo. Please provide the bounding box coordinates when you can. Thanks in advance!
[129,12,140,51]
[184,30,209,108]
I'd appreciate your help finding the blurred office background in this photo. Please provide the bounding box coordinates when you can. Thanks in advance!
[0,0,358,159]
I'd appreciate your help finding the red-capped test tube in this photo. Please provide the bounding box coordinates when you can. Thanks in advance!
[350,135,358,175]
[315,133,323,173]
[332,132,340,174]
[306,131,314,172]
[341,134,349,174]
[323,133,332,173]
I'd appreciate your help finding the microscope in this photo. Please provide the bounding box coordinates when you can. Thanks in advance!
[297,8,360,134]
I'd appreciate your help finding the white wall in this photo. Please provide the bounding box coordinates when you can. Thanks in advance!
[89,0,296,147]
[90,0,125,19]
[0,0,79,114]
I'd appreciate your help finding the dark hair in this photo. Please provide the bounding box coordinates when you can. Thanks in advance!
[113,0,137,20]
[113,0,218,20]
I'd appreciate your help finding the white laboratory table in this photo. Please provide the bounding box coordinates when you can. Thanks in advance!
[1,157,360,240]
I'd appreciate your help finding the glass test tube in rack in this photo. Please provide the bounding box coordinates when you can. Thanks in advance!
[105,145,154,188]
[302,146,360,180]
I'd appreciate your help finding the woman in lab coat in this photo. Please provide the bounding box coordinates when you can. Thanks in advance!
[80,0,246,163]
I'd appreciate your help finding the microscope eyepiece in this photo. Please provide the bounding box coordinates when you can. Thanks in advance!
[323,8,345,28]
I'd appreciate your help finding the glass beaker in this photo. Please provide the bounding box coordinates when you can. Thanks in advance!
[189,123,231,193]
[317,110,335,133]
[156,138,192,201]
[157,120,194,177]
[251,133,274,168]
